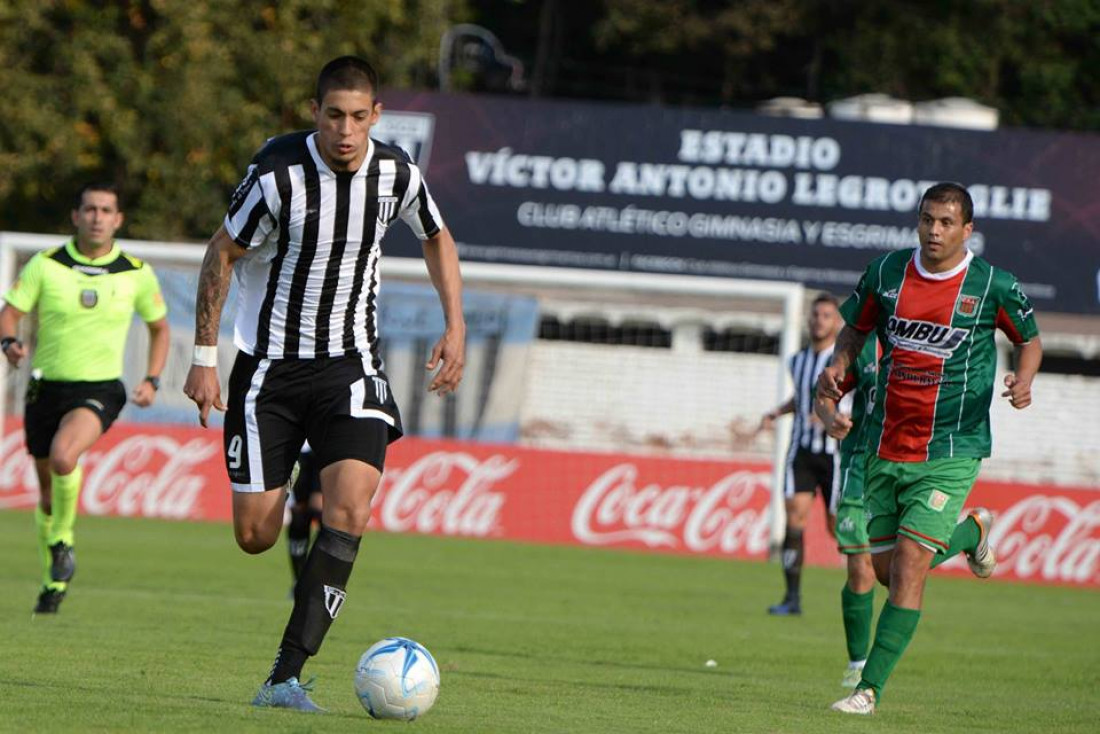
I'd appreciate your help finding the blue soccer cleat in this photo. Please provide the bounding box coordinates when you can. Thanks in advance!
[767,598,802,616]
[252,676,325,713]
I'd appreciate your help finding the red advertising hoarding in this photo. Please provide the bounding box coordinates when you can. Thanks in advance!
[1,421,1096,587]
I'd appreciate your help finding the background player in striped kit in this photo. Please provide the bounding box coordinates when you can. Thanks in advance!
[822,183,1042,714]
[1,183,169,614]
[759,293,842,616]
[183,56,465,712]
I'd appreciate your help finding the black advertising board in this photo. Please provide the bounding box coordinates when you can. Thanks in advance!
[375,91,1100,315]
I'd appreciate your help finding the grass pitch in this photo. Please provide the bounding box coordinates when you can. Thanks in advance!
[0,511,1095,733]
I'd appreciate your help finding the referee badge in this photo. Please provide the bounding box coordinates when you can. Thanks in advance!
[80,288,99,308]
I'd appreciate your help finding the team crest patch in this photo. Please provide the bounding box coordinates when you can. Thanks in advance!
[956,295,981,316]
[80,289,98,308]
[377,195,399,224]
[928,489,949,512]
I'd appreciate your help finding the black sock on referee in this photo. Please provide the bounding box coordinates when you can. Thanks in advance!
[268,525,361,685]
[781,527,804,603]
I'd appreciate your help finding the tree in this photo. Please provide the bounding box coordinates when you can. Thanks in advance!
[0,0,468,239]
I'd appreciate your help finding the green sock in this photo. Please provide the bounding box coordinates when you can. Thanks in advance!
[857,601,921,699]
[930,516,981,569]
[841,584,874,663]
[47,466,83,547]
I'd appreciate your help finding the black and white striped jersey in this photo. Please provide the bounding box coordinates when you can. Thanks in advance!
[224,131,444,363]
[787,344,837,455]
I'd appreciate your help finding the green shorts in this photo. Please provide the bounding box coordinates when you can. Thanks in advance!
[834,450,870,555]
[865,455,981,555]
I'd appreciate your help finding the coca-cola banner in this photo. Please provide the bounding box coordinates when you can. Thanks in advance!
[1,421,1096,587]
[372,91,1100,314]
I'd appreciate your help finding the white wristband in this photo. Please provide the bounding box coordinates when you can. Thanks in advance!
[192,345,218,367]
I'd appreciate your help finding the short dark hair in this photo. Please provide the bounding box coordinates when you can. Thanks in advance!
[74,182,122,211]
[812,292,839,309]
[919,182,973,224]
[316,56,380,103]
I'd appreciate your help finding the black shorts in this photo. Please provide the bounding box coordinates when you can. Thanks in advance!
[223,352,403,492]
[784,446,840,510]
[290,446,321,506]
[24,378,127,458]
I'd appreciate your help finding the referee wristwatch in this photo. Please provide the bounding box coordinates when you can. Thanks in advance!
[144,375,161,391]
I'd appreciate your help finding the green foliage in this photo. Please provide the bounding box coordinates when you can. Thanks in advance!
[1,512,1099,731]
[0,0,467,240]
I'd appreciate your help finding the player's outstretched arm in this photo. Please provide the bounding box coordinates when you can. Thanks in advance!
[0,304,27,367]
[759,397,795,432]
[1002,337,1043,410]
[183,226,243,426]
[422,227,466,395]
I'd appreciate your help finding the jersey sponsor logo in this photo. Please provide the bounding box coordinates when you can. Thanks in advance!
[890,365,947,386]
[80,289,98,308]
[880,288,899,301]
[956,294,981,316]
[885,316,968,359]
[839,516,855,533]
[372,111,436,168]
[1013,283,1035,322]
[323,584,347,619]
[377,195,399,225]
[74,264,109,276]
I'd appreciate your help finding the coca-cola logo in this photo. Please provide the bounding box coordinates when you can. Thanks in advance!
[992,495,1100,584]
[0,430,40,508]
[374,451,513,537]
[0,429,220,518]
[571,464,773,555]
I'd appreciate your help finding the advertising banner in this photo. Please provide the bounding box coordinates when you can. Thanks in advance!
[1,421,1096,587]
[373,91,1100,314]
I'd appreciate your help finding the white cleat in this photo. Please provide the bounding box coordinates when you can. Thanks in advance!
[965,507,997,579]
[841,661,865,688]
[831,687,876,715]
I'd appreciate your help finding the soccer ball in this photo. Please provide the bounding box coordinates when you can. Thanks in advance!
[354,637,440,720]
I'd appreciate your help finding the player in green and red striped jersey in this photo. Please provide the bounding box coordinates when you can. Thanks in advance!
[820,182,1042,715]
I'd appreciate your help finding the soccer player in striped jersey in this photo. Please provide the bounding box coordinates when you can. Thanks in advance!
[820,182,1042,715]
[0,183,169,614]
[761,293,842,616]
[183,56,465,712]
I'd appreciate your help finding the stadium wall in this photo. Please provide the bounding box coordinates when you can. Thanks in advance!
[0,419,1095,589]
[520,342,1100,488]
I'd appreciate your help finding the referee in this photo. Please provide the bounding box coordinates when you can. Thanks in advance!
[0,183,169,615]
[759,293,842,616]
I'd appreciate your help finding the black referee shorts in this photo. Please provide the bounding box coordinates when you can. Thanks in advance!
[24,378,127,458]
[223,352,404,492]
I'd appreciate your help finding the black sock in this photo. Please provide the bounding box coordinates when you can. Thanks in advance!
[268,525,361,684]
[781,527,804,602]
[286,510,312,584]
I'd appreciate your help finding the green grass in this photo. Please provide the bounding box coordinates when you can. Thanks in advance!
[0,511,1096,733]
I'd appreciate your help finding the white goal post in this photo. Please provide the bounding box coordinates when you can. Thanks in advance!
[0,230,805,550]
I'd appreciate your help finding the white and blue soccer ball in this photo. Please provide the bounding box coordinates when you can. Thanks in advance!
[354,637,440,720]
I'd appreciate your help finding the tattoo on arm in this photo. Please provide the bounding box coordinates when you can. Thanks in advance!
[195,244,231,346]
[831,326,868,373]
